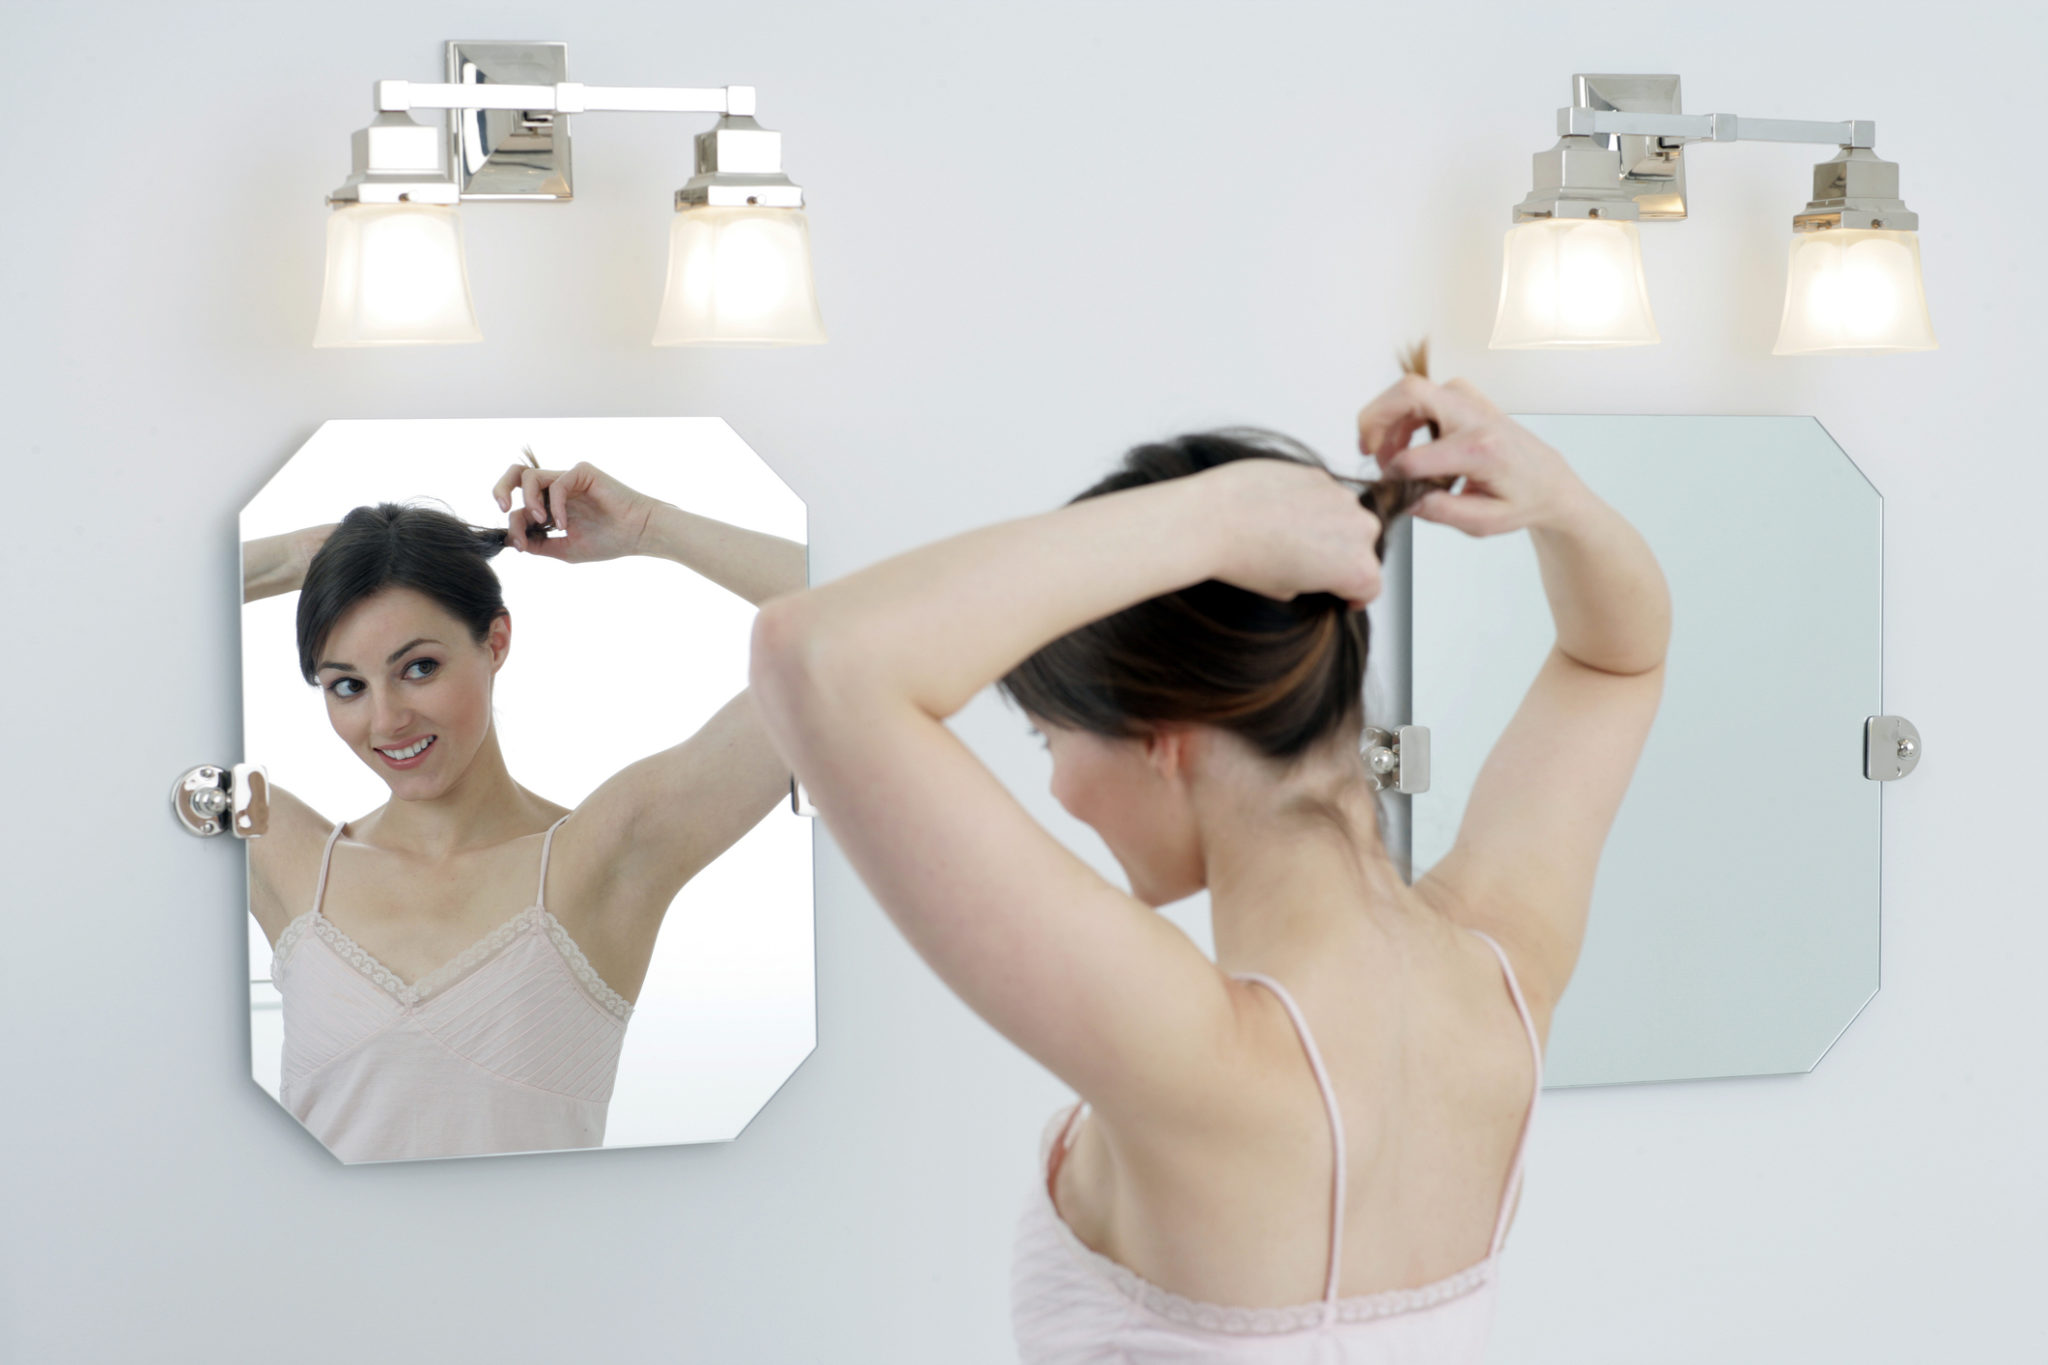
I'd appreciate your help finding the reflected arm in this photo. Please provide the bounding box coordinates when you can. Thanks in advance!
[636,502,806,606]
[1417,493,1670,1011]
[1528,491,1671,675]
[538,504,804,941]
[242,524,338,603]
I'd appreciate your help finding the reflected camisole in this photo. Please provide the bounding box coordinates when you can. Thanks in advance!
[270,815,634,1162]
[1011,929,1543,1363]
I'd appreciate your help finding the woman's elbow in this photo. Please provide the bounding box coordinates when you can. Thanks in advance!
[749,593,827,708]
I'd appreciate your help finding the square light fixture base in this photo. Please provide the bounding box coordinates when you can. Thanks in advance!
[1574,73,1687,220]
[448,40,573,200]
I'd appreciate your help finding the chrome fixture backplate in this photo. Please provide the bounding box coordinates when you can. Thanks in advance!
[1574,73,1688,219]
[448,40,573,200]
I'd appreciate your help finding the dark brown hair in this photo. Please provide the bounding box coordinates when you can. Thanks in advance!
[297,503,511,683]
[999,407,1438,760]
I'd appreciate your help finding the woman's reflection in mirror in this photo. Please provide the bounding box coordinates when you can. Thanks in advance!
[239,462,804,1162]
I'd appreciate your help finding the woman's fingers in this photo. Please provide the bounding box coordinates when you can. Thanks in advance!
[1356,374,1497,459]
[491,464,527,514]
[1412,489,1508,537]
[551,464,605,535]
[519,467,557,533]
[1381,427,1494,483]
[1356,375,1451,457]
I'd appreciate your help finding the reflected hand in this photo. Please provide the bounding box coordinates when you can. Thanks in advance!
[1208,459,1385,611]
[490,461,659,563]
[1355,375,1591,536]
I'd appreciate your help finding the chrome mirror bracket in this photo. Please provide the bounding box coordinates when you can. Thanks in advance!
[1364,725,1431,795]
[171,763,269,838]
[1864,715,1921,781]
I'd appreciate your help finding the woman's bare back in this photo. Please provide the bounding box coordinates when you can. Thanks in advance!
[1051,893,1542,1308]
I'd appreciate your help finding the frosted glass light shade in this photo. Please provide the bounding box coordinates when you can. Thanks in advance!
[652,206,826,347]
[1772,228,1936,355]
[313,203,481,347]
[1490,218,1660,349]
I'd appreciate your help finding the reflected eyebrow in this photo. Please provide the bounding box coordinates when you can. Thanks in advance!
[315,638,443,675]
[384,637,441,665]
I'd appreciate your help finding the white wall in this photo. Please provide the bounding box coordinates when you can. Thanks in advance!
[4,2,2039,1361]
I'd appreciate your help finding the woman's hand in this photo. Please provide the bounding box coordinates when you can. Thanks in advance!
[491,461,660,564]
[1355,375,1593,537]
[1205,460,1386,611]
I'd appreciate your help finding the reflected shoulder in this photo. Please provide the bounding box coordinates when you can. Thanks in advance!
[248,783,335,941]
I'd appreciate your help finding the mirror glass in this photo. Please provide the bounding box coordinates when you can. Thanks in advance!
[240,417,812,1161]
[1413,415,1881,1087]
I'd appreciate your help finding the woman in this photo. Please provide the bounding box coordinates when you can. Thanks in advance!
[241,460,803,1162]
[749,373,1668,1359]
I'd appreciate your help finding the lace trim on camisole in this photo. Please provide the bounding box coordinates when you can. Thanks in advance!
[271,914,312,970]
[273,905,633,1023]
[1038,1196,1495,1334]
[537,910,634,1021]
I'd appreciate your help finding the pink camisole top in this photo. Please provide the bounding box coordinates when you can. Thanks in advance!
[269,815,634,1163]
[1011,929,1543,1363]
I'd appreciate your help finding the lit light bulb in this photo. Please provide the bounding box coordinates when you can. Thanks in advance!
[652,205,825,347]
[1772,228,1935,355]
[1490,218,1659,349]
[313,203,481,347]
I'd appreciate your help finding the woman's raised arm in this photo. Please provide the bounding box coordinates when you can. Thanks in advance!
[490,461,804,978]
[491,460,805,603]
[1358,375,1671,1008]
[746,459,1385,1113]
[241,523,338,603]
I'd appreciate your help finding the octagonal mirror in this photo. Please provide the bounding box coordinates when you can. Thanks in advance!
[1412,415,1882,1087]
[239,417,812,1161]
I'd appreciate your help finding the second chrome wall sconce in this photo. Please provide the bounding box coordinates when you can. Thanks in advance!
[315,40,824,350]
[1491,74,1935,356]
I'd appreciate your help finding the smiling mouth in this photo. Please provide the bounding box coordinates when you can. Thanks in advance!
[375,735,437,767]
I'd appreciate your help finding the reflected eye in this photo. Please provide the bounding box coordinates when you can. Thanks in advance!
[402,658,439,682]
[327,677,364,699]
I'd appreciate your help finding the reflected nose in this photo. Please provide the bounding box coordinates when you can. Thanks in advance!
[370,690,414,745]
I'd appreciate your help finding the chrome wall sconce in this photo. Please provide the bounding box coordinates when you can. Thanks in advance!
[315,41,825,349]
[1491,74,1935,355]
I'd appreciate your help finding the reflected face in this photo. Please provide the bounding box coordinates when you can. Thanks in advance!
[312,587,509,800]
[1035,719,1204,906]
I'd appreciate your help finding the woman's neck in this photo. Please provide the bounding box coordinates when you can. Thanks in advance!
[362,724,545,856]
[1195,743,1422,976]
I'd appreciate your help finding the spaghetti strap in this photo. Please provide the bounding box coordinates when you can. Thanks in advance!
[1465,929,1544,1256]
[1235,971,1348,1320]
[1046,1099,1089,1202]
[534,814,572,911]
[309,822,346,917]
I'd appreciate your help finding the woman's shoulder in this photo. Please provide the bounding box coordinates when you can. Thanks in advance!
[247,785,340,943]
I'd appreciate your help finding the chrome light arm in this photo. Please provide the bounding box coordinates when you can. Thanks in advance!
[374,79,754,118]
[330,42,800,204]
[1557,107,1877,149]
